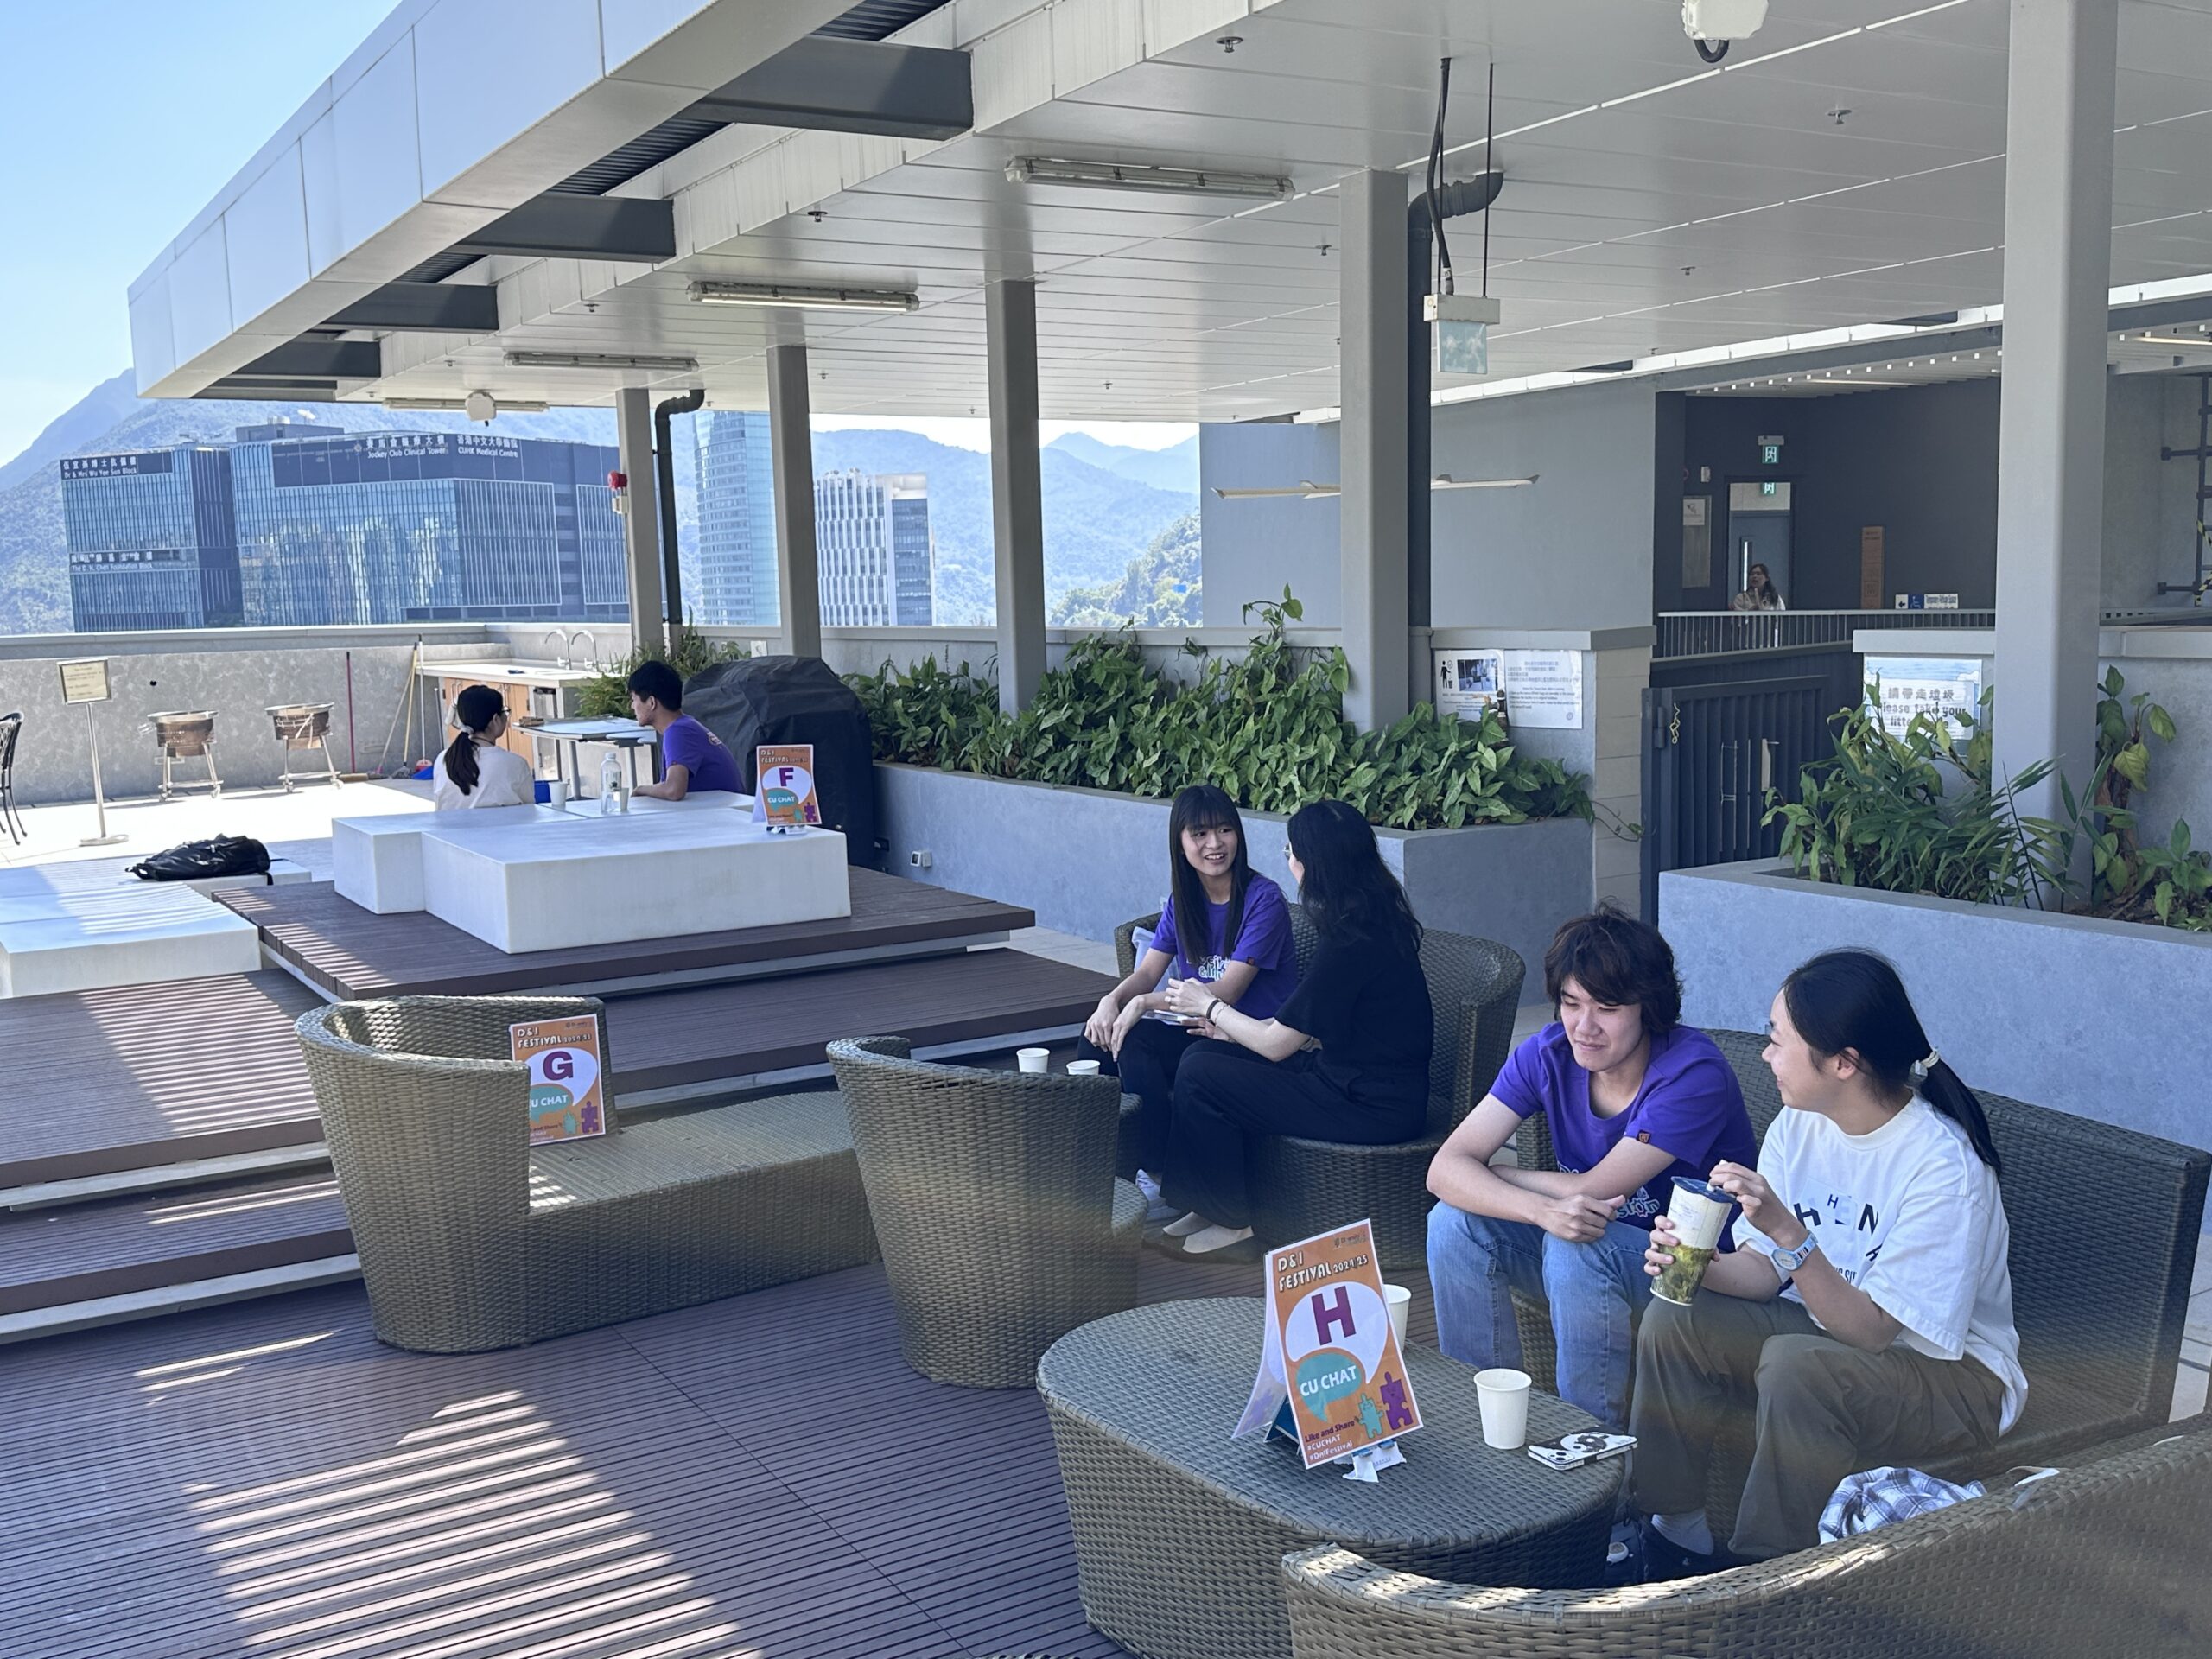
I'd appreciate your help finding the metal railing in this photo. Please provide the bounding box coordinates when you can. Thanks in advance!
[1655,609,1995,659]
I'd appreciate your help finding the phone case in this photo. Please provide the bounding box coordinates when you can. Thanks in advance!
[1527,1432,1637,1471]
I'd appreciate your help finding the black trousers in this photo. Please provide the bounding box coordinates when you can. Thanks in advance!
[1075,1018,1199,1175]
[1161,1044,1423,1230]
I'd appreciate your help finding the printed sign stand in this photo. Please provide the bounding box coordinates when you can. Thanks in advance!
[751,743,821,833]
[58,658,124,847]
[510,1016,608,1145]
[1234,1219,1422,1481]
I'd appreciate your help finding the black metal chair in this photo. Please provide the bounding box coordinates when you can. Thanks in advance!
[0,711,23,843]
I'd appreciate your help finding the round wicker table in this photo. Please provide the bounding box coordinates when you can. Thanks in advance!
[1038,1298,1622,1659]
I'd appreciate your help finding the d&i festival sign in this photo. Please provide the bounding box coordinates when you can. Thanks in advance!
[510,1016,607,1145]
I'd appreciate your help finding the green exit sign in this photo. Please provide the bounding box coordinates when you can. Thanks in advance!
[1760,443,1782,465]
[1761,480,1777,497]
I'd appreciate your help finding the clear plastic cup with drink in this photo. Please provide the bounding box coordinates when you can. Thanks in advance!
[1650,1177,1732,1306]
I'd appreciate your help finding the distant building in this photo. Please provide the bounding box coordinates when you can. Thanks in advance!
[695,411,778,626]
[60,444,242,632]
[814,469,934,627]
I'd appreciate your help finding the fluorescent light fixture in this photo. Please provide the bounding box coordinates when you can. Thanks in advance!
[689,280,918,313]
[504,351,700,372]
[2133,333,2212,347]
[1212,475,1537,499]
[1006,156,1290,200]
[382,397,550,412]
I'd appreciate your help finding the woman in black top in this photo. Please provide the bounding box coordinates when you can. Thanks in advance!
[1155,798,1434,1255]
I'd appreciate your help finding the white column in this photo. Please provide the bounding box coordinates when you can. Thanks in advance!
[767,341,823,658]
[1993,0,2118,824]
[1340,169,1411,731]
[987,278,1046,713]
[615,387,664,658]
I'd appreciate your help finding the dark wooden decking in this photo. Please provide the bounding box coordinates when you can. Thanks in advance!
[218,871,1031,1000]
[8,1248,1431,1658]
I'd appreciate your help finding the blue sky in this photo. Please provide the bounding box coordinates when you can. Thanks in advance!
[0,1,403,461]
[0,1,1189,466]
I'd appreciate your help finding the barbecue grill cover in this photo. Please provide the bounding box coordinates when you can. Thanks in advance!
[683,657,876,866]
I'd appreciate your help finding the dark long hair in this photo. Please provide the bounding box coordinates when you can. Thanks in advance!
[444,684,505,797]
[1781,950,2001,1176]
[1286,799,1421,957]
[1167,785,1251,969]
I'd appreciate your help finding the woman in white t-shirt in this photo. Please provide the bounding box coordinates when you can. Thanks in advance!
[1627,949,2022,1572]
[433,684,537,810]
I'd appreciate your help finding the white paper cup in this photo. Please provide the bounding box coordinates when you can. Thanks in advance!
[1065,1059,1102,1077]
[547,779,570,810]
[1382,1284,1412,1345]
[1016,1048,1050,1075]
[1475,1367,1532,1450]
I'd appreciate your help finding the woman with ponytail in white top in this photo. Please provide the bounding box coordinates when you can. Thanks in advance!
[1629,949,2024,1573]
[432,685,536,810]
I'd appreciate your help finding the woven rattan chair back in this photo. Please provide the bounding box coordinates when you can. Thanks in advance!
[0,712,22,843]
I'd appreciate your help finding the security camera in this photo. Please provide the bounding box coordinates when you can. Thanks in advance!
[1683,0,1768,60]
[464,390,497,424]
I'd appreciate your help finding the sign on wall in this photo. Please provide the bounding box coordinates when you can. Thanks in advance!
[1681,496,1712,588]
[1866,656,1983,738]
[1859,526,1885,609]
[57,659,112,705]
[1502,649,1585,729]
[1433,649,1505,724]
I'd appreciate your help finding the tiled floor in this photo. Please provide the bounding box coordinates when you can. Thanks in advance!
[1,778,430,873]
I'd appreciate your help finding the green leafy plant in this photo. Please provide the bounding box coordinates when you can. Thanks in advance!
[846,588,1594,834]
[574,626,750,718]
[2048,669,2212,930]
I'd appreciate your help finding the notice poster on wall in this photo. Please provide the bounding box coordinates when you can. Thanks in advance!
[58,658,112,705]
[1866,657,1983,739]
[1433,649,1506,725]
[1501,649,1585,729]
[511,1015,607,1145]
[1234,1220,1422,1471]
[751,744,821,828]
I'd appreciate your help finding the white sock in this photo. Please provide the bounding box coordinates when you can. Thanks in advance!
[1652,1510,1716,1556]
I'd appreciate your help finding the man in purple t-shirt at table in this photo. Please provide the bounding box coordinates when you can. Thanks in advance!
[1423,904,1756,1430]
[626,660,742,798]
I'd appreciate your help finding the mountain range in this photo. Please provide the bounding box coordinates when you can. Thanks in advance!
[0,376,1198,635]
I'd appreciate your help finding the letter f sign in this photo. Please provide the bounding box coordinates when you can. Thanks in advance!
[1310,1286,1355,1345]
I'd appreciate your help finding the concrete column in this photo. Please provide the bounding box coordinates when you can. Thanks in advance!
[1993,0,2118,825]
[986,278,1046,713]
[767,341,823,658]
[615,386,665,658]
[1341,169,1412,731]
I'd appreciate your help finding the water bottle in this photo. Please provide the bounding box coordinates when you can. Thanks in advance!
[599,750,628,815]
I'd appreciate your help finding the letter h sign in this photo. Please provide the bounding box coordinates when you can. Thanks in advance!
[1310,1286,1355,1345]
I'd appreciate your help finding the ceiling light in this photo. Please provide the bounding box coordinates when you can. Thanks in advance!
[688,280,918,313]
[2133,333,2212,347]
[1212,474,1536,500]
[382,396,550,412]
[1006,156,1291,200]
[504,351,699,372]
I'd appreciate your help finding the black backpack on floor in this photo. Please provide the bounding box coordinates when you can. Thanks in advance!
[128,836,272,882]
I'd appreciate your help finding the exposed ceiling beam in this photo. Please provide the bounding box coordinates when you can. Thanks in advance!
[197,379,340,401]
[323,283,500,334]
[689,35,972,141]
[451,196,676,263]
[231,340,384,380]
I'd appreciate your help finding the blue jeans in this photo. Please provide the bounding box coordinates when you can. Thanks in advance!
[1425,1200,1650,1432]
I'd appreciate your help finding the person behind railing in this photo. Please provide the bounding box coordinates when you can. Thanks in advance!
[1151,799,1433,1256]
[1422,905,1756,1431]
[1628,950,2024,1575]
[1731,563,1787,612]
[433,684,536,810]
[626,660,741,798]
[1079,785,1297,1225]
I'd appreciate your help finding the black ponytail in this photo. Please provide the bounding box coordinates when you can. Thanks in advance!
[1781,950,2002,1177]
[446,684,505,798]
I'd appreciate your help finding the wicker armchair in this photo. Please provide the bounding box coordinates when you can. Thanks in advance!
[1282,1413,2212,1658]
[296,995,876,1353]
[1118,906,1524,1269]
[827,1035,1143,1388]
[1511,1027,2210,1529]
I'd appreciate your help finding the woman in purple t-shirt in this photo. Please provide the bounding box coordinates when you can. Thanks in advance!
[1078,785,1296,1221]
[1424,904,1756,1431]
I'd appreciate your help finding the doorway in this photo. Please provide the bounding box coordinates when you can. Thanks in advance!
[1726,479,1793,605]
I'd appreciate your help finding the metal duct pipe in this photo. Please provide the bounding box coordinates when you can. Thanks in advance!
[654,387,707,633]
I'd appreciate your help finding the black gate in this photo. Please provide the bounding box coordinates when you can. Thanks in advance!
[1641,675,1832,920]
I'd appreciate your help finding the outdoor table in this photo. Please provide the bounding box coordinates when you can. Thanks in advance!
[1037,1297,1620,1659]
[528,717,659,798]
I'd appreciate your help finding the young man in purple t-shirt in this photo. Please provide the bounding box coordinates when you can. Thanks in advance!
[626,660,741,798]
[1425,904,1756,1430]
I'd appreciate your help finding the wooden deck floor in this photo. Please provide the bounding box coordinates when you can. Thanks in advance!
[7,1247,1428,1658]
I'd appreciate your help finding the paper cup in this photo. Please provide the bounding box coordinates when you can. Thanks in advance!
[1382,1284,1412,1345]
[1016,1048,1050,1075]
[1650,1178,1732,1306]
[547,779,570,810]
[1066,1059,1102,1077]
[1475,1368,1531,1450]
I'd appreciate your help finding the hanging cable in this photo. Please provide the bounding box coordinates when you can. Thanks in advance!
[1695,37,1729,63]
[1482,60,1494,298]
[1428,57,1452,296]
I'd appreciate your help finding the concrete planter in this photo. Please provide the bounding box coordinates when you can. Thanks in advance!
[873,761,1592,988]
[1664,859,2212,1150]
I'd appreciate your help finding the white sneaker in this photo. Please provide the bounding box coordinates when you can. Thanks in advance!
[1182,1224,1255,1255]
[1161,1211,1209,1238]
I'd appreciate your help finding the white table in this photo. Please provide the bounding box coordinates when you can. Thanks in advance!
[332,805,576,914]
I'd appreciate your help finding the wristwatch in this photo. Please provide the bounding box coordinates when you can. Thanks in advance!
[1771,1234,1821,1280]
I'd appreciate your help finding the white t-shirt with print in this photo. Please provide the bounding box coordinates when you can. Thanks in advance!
[1733,1095,2026,1433]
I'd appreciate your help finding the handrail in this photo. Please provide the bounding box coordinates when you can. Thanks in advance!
[1655,609,1994,659]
